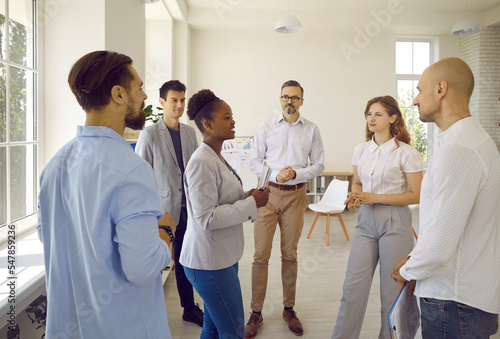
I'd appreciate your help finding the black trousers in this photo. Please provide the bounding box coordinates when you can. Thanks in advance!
[173,206,195,309]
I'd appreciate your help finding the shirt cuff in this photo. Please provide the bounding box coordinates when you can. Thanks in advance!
[399,264,410,281]
[271,170,279,183]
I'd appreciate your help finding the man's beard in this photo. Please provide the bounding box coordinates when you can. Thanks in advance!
[417,107,436,123]
[284,105,296,115]
[125,102,146,130]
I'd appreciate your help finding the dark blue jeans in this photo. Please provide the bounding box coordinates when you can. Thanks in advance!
[184,263,244,339]
[420,298,498,339]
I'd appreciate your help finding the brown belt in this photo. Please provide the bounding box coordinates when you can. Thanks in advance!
[269,182,305,191]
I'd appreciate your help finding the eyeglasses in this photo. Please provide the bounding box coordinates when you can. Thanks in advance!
[280,95,302,103]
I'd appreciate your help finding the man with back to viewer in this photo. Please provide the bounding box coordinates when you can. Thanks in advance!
[37,50,176,338]
[245,80,324,338]
[392,57,500,338]
[136,80,203,327]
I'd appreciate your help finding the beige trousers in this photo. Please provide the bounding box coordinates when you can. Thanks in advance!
[250,185,307,312]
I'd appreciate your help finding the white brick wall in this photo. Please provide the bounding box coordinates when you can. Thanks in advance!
[460,26,500,150]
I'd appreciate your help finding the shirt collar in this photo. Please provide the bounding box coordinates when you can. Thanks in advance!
[438,116,475,144]
[158,118,180,131]
[158,118,167,130]
[278,113,303,126]
[368,136,398,155]
[77,126,131,148]
[200,142,216,157]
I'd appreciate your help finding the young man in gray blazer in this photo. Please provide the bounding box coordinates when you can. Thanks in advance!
[135,80,202,327]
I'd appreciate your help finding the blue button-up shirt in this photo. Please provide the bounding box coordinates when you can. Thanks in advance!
[38,126,172,338]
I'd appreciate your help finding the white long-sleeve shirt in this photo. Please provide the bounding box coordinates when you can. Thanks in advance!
[400,117,500,314]
[250,114,324,184]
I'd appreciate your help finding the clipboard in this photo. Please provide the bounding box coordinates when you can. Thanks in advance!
[388,282,420,339]
[258,166,271,190]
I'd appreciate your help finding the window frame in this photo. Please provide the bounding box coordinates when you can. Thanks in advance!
[0,0,41,246]
[396,38,436,166]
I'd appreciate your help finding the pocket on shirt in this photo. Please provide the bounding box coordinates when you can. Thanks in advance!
[210,225,239,241]
[158,189,170,198]
[159,190,170,208]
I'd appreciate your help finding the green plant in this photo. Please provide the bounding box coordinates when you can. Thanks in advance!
[398,89,428,162]
[6,324,20,339]
[0,13,31,223]
[144,104,163,123]
[25,294,47,338]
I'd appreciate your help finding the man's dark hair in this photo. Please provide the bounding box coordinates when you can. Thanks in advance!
[68,50,134,112]
[281,80,304,97]
[159,80,186,100]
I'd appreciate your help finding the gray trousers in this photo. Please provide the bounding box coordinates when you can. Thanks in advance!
[332,204,413,339]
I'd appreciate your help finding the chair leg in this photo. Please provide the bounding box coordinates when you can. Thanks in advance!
[326,214,331,246]
[307,213,320,239]
[412,227,418,240]
[337,214,350,241]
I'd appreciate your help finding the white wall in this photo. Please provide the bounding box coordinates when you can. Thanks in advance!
[145,19,173,106]
[438,34,461,59]
[460,26,500,149]
[42,3,464,171]
[190,28,442,171]
[105,0,146,78]
[43,0,105,165]
[43,0,146,165]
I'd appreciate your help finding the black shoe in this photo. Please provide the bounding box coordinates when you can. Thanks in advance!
[182,304,204,327]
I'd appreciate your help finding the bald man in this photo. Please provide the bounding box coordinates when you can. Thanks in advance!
[392,57,500,338]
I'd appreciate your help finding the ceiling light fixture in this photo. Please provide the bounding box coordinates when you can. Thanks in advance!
[450,1,481,36]
[450,18,482,36]
[275,1,302,34]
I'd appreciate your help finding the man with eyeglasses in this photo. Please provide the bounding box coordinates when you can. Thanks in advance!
[245,80,324,338]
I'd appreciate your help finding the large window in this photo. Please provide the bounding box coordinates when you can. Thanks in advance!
[396,40,431,162]
[0,0,38,229]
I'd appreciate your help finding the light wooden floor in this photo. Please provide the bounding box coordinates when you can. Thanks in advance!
[163,209,500,339]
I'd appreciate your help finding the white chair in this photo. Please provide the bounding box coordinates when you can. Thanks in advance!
[306,179,350,246]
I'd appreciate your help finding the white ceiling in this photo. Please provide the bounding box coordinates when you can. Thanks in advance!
[148,0,500,35]
[186,0,500,12]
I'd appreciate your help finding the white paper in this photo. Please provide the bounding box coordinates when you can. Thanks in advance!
[258,166,271,190]
[388,282,420,339]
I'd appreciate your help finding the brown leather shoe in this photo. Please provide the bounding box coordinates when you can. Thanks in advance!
[244,312,263,339]
[283,309,303,336]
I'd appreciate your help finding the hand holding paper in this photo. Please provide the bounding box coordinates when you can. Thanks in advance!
[392,257,410,293]
[258,166,272,190]
[252,187,269,208]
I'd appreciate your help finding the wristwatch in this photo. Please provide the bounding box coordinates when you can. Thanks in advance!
[159,225,175,242]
